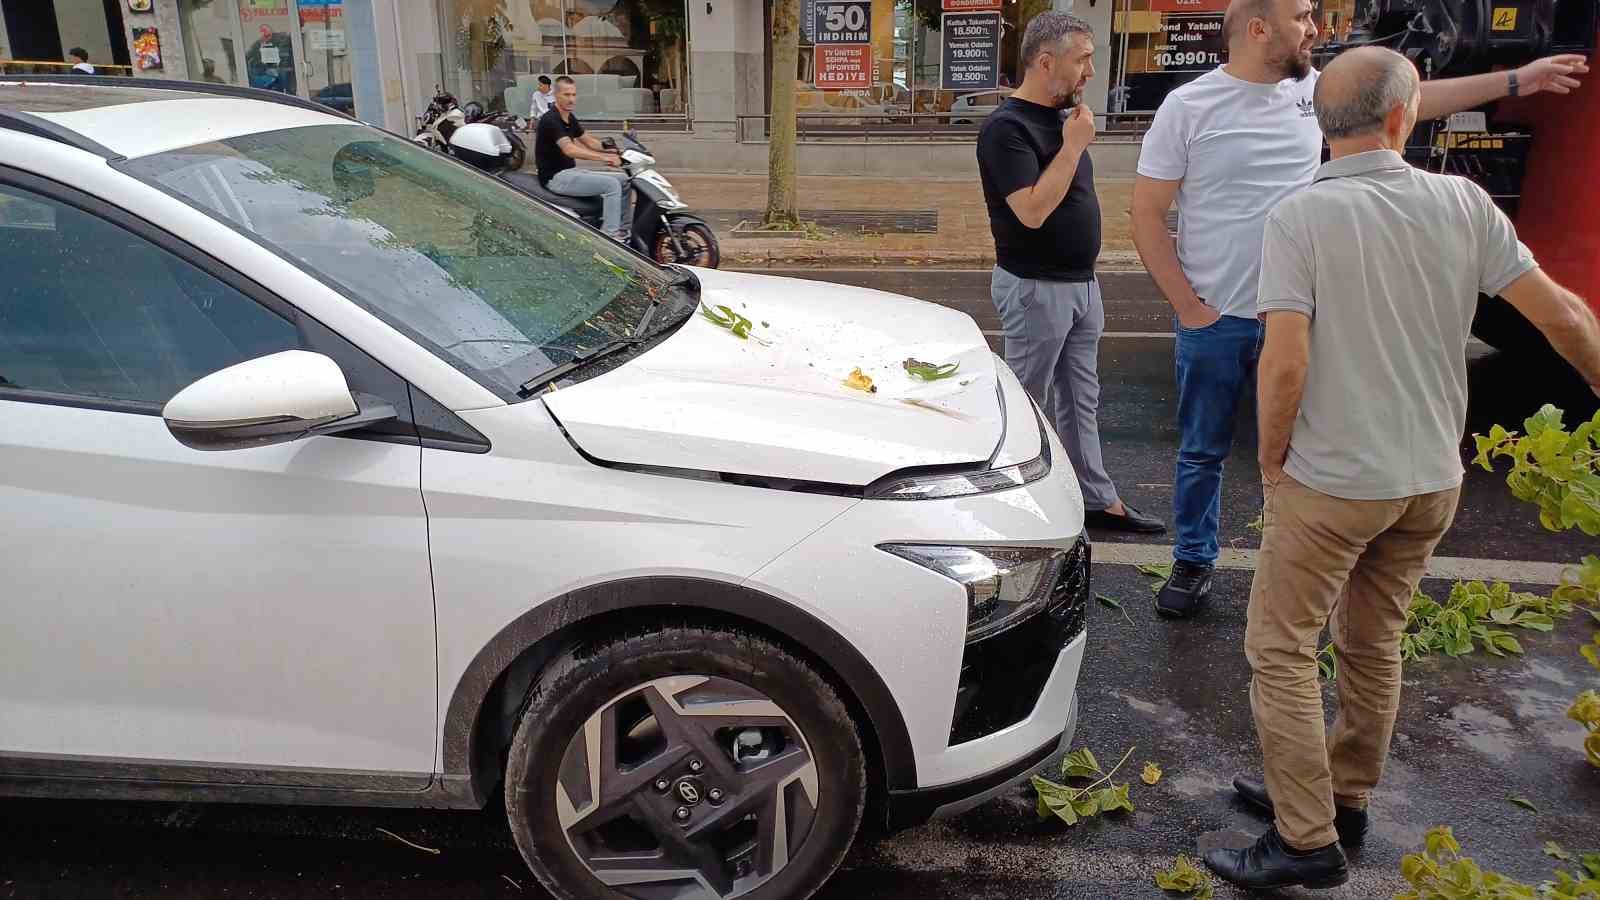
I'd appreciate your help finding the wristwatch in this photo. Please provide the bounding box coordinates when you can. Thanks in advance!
[1508,70,1520,97]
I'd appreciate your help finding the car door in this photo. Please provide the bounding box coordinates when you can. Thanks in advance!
[0,171,438,786]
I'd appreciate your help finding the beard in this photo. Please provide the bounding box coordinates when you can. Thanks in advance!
[1274,46,1314,81]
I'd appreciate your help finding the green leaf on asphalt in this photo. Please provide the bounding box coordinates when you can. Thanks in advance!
[1062,748,1101,779]
[1545,841,1574,861]
[1155,855,1214,898]
[1580,852,1600,879]
[1031,775,1079,825]
[1138,562,1173,593]
[1095,783,1135,814]
[1509,796,1539,812]
[1096,593,1134,625]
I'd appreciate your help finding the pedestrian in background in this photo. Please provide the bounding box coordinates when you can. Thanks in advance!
[1131,0,1588,619]
[529,75,553,120]
[1204,46,1600,891]
[977,12,1165,535]
[68,48,94,75]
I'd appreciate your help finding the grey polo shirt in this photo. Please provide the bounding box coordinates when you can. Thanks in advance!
[1257,149,1537,501]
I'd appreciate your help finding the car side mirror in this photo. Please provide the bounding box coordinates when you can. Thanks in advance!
[162,350,396,451]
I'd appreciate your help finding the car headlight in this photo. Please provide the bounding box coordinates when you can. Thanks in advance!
[879,544,1068,641]
[864,406,1052,501]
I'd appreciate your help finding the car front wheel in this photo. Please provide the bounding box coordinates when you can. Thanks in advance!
[505,625,867,900]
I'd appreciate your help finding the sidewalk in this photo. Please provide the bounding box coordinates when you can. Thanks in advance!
[673,174,1144,270]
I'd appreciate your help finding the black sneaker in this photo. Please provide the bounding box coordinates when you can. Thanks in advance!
[1204,825,1349,891]
[1083,504,1166,534]
[1232,774,1369,848]
[1155,561,1213,618]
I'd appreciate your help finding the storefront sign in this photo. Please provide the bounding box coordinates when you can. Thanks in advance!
[1150,0,1228,11]
[813,1,872,44]
[240,1,290,21]
[815,44,871,89]
[298,0,344,24]
[307,29,346,51]
[941,0,1002,10]
[939,12,1000,91]
[1149,15,1224,71]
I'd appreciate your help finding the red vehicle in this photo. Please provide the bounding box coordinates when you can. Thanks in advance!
[1322,0,1598,353]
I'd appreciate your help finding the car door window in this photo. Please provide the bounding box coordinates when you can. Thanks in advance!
[0,183,299,405]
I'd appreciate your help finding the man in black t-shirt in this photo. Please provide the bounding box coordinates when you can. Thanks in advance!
[977,13,1163,534]
[535,76,631,239]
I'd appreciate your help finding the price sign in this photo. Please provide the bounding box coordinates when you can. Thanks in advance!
[813,0,871,44]
[939,12,1000,91]
[1149,15,1225,72]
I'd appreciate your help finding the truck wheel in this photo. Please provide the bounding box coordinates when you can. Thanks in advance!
[505,626,867,900]
[1472,293,1553,356]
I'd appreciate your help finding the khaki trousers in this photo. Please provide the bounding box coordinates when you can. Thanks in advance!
[1245,474,1460,849]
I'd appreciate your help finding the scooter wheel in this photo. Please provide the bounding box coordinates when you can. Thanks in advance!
[655,222,719,269]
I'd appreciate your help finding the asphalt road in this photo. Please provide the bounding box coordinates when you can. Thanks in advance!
[5,269,1598,900]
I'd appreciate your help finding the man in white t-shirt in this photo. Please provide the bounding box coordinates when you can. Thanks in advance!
[529,75,553,120]
[1129,0,1589,619]
[68,48,95,75]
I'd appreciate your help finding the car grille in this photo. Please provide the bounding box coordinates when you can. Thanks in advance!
[948,536,1090,746]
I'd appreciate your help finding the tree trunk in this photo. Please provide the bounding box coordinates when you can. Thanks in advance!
[764,0,801,227]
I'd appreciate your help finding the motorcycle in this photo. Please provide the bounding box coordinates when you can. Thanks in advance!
[461,100,528,172]
[413,87,466,153]
[449,123,720,268]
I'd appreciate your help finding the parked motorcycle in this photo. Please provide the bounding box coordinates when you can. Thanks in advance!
[461,100,528,172]
[448,122,720,269]
[413,87,465,152]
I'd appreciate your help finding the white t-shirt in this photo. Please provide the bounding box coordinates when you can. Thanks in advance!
[72,62,95,74]
[1136,67,1324,320]
[529,89,552,120]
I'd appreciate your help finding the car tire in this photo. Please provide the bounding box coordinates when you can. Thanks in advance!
[505,625,867,900]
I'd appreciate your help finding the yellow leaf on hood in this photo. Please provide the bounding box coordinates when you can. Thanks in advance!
[843,367,877,393]
[1142,762,1163,785]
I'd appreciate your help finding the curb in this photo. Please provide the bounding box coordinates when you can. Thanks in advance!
[722,244,1147,272]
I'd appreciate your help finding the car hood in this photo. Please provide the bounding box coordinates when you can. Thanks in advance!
[541,268,1004,486]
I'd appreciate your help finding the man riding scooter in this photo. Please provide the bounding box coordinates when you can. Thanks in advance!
[534,75,630,242]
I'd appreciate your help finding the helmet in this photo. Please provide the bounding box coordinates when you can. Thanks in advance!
[462,100,484,121]
[449,122,514,173]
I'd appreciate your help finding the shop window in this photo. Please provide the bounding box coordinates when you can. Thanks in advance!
[441,0,690,126]
[766,0,1061,133]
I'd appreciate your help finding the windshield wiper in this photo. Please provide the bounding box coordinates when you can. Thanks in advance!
[516,337,642,398]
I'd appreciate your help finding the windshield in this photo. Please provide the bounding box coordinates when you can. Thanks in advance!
[120,123,682,398]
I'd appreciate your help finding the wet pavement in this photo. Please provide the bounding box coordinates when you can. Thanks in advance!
[4,269,1598,899]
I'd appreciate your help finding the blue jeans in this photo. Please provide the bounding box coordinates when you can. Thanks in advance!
[1173,313,1264,566]
[546,168,630,235]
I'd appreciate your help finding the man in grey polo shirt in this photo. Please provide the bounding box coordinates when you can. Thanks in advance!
[1202,46,1600,891]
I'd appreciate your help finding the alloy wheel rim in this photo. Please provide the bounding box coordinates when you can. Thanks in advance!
[554,675,820,900]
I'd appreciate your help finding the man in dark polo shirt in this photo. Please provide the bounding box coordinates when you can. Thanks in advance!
[978,12,1163,533]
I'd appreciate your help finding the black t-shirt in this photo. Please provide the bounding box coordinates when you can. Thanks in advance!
[976,97,1101,282]
[535,108,583,185]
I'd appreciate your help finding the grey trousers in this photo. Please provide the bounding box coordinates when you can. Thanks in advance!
[990,266,1118,510]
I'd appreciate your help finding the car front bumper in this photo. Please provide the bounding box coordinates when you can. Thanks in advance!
[883,676,1081,830]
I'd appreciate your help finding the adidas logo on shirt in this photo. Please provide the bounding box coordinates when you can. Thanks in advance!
[1296,97,1315,118]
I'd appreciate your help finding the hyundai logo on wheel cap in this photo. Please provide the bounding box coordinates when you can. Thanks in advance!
[676,778,704,806]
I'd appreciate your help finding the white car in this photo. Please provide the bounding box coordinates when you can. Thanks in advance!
[948,89,1014,125]
[0,78,1089,900]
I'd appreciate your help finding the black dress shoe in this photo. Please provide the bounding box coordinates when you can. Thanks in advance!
[1204,825,1349,891]
[1155,561,1213,618]
[1083,504,1166,534]
[1232,774,1369,848]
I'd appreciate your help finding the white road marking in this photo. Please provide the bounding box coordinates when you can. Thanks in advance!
[1094,542,1571,586]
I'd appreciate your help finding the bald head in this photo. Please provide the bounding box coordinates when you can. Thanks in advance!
[1314,46,1419,139]
[1223,0,1274,44]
